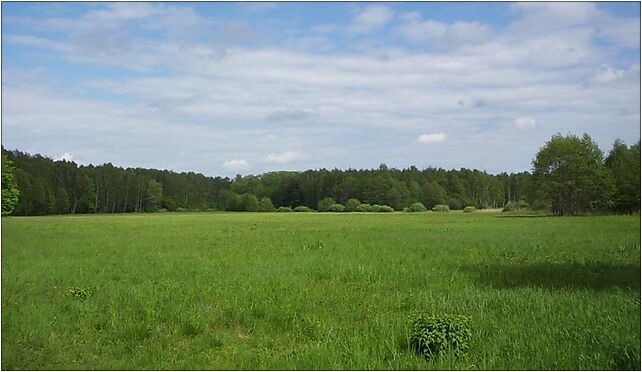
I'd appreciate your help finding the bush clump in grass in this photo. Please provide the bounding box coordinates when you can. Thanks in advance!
[371,204,382,212]
[345,198,361,211]
[176,207,187,212]
[463,206,476,213]
[67,286,93,300]
[293,206,314,212]
[410,314,472,359]
[377,205,394,212]
[328,203,345,212]
[356,203,373,212]
[277,206,293,212]
[432,204,450,212]
[407,202,428,212]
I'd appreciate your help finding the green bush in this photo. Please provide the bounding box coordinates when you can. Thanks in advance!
[378,205,394,213]
[371,204,382,212]
[317,197,336,212]
[463,206,476,213]
[410,314,472,359]
[502,200,529,212]
[277,206,292,212]
[432,204,450,212]
[259,197,276,212]
[407,202,428,212]
[157,208,168,213]
[328,203,345,212]
[356,203,372,212]
[176,207,187,212]
[345,198,361,211]
[293,206,314,212]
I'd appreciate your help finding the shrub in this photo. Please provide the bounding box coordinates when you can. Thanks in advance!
[463,206,476,213]
[241,193,259,212]
[407,202,428,212]
[410,314,472,359]
[293,206,314,212]
[328,203,345,212]
[259,197,276,212]
[277,206,292,212]
[432,204,450,212]
[317,197,336,212]
[356,203,372,212]
[371,204,382,212]
[378,205,394,212]
[345,198,361,211]
[157,208,168,213]
[176,207,187,212]
[502,200,529,212]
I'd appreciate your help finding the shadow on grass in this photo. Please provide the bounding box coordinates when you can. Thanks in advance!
[495,214,553,219]
[463,262,640,291]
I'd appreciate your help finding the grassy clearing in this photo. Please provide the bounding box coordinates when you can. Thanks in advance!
[2,212,640,370]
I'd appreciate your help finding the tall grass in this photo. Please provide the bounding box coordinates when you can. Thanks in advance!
[2,212,639,370]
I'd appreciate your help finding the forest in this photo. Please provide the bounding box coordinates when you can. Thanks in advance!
[1,134,639,216]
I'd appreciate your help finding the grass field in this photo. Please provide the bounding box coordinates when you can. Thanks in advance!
[2,212,640,370]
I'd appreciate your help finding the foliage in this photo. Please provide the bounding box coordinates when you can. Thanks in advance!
[241,193,259,212]
[410,314,472,358]
[407,202,427,212]
[377,205,394,212]
[317,197,336,212]
[145,180,163,212]
[276,206,293,212]
[157,208,168,213]
[176,207,186,212]
[2,154,20,216]
[432,204,450,212]
[345,198,361,212]
[327,203,345,212]
[259,197,276,212]
[293,206,314,212]
[356,203,372,212]
[463,206,476,213]
[531,133,615,215]
[605,140,640,214]
[371,204,382,212]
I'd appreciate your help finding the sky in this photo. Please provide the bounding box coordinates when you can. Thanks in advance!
[2,2,640,177]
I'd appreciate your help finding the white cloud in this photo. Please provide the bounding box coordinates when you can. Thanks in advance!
[55,152,75,161]
[396,13,492,47]
[265,151,305,164]
[349,5,394,34]
[591,64,626,84]
[222,158,250,171]
[418,133,447,144]
[514,117,537,130]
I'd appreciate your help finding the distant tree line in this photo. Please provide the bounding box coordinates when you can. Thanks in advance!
[1,133,639,216]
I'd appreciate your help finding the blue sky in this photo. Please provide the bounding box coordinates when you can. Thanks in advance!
[2,2,640,177]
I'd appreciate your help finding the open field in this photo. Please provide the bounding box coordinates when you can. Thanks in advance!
[2,212,640,370]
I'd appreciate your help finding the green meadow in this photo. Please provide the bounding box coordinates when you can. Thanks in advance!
[2,212,640,370]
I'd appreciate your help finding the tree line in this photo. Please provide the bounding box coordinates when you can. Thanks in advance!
[1,133,639,216]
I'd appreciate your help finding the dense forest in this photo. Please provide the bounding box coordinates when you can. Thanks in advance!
[1,134,639,216]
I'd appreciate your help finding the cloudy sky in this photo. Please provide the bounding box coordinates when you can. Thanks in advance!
[2,2,640,177]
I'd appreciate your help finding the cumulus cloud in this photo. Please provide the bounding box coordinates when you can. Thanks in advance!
[418,133,447,144]
[2,3,640,176]
[396,13,492,47]
[222,158,251,171]
[514,117,537,130]
[265,151,305,164]
[349,5,394,34]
